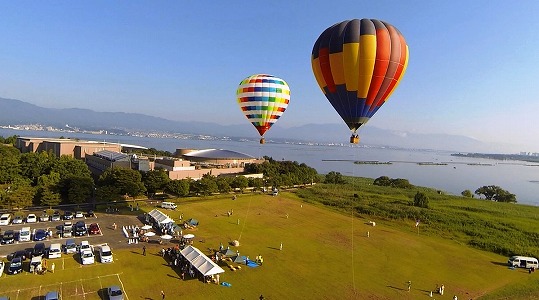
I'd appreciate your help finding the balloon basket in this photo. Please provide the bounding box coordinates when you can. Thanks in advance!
[259,138,265,144]
[350,135,359,144]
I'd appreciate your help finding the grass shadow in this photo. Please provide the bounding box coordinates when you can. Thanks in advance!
[267,246,280,251]
[386,285,405,291]
[491,261,508,266]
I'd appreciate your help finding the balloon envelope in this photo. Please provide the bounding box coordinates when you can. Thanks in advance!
[311,19,409,136]
[236,74,290,140]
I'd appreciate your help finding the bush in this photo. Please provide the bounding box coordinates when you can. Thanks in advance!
[413,192,429,208]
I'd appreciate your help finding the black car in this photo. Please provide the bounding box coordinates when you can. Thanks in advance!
[8,257,23,274]
[34,229,48,241]
[10,250,28,261]
[63,211,74,220]
[74,221,87,236]
[32,242,47,258]
[1,230,15,244]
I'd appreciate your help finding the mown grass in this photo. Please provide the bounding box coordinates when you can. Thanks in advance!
[1,182,539,299]
[296,177,539,259]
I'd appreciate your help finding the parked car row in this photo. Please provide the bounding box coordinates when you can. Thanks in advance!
[4,240,114,277]
[0,287,122,300]
[0,210,94,226]
[0,223,101,244]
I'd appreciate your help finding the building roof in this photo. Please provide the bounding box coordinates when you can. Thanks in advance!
[94,150,129,162]
[182,149,254,160]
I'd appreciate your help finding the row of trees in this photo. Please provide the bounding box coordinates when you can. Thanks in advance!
[0,138,319,209]
[462,185,517,203]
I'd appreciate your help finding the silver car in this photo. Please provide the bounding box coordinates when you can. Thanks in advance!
[107,285,124,300]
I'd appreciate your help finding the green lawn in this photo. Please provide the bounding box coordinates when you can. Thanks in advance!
[1,191,538,299]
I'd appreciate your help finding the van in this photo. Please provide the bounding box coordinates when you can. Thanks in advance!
[65,239,77,254]
[19,227,31,242]
[0,214,11,226]
[99,245,113,263]
[160,202,177,210]
[508,256,539,269]
[48,243,62,259]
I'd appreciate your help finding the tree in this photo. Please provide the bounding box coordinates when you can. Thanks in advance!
[0,145,21,184]
[248,177,264,192]
[231,176,249,193]
[461,190,474,198]
[52,155,92,179]
[64,176,94,204]
[413,192,429,208]
[19,151,54,184]
[195,174,218,196]
[324,171,346,184]
[474,185,517,203]
[0,135,19,145]
[216,177,232,193]
[0,179,35,210]
[373,176,392,187]
[36,172,62,207]
[143,169,170,195]
[97,168,146,199]
[391,178,412,189]
[165,179,190,197]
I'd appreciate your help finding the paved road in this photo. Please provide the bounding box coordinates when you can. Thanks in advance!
[0,212,145,258]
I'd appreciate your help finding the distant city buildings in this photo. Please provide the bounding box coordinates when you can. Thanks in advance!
[15,137,262,180]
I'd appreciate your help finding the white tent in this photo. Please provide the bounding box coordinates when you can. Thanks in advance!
[148,209,174,224]
[180,245,225,276]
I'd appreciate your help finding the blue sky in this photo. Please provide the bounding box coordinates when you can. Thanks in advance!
[1,1,539,150]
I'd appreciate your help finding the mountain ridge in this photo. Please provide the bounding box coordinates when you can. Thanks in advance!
[0,97,516,153]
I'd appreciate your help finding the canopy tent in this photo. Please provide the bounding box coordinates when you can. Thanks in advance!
[148,209,174,224]
[231,254,247,264]
[180,245,225,276]
[186,218,199,226]
[220,249,236,256]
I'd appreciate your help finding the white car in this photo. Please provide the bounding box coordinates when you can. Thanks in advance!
[26,213,37,223]
[99,245,113,263]
[79,241,91,253]
[48,243,62,259]
[81,249,95,265]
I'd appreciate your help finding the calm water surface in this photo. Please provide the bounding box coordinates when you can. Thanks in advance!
[3,128,539,206]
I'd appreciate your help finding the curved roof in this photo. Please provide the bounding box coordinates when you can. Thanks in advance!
[183,149,254,160]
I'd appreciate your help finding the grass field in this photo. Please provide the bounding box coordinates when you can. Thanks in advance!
[1,190,538,299]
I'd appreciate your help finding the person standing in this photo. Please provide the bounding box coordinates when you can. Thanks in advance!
[51,263,55,273]
[143,245,146,256]
[407,281,412,291]
[161,290,165,299]
[280,243,283,251]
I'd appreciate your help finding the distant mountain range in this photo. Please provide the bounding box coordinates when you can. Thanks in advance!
[0,97,516,153]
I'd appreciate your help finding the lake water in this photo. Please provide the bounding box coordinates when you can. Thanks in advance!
[2,128,539,206]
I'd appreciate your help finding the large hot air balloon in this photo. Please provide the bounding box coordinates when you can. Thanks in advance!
[236,74,290,144]
[311,19,409,144]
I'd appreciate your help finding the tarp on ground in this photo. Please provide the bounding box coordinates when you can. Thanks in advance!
[180,245,225,276]
[148,209,174,224]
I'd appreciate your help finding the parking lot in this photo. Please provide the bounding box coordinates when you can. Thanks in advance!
[0,211,143,259]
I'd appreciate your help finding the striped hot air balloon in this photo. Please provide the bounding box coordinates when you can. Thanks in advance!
[311,19,409,144]
[236,74,290,144]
